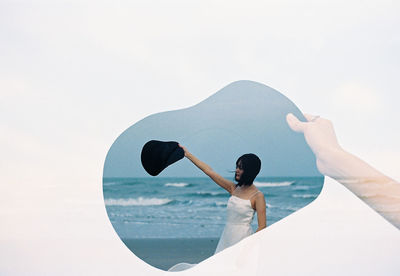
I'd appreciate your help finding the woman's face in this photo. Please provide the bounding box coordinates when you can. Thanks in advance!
[235,160,244,182]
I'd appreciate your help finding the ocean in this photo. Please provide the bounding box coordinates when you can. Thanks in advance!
[103,177,323,239]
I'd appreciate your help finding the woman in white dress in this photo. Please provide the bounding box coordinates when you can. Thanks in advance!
[168,146,266,271]
[181,145,266,251]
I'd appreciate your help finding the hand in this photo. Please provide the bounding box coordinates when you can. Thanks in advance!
[286,112,400,228]
[286,113,343,177]
[179,144,189,157]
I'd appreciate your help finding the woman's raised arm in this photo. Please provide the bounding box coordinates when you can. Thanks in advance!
[180,145,236,194]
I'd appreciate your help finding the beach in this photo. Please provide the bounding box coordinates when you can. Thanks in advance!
[122,238,219,270]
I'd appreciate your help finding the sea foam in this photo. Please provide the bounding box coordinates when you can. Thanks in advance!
[254,181,294,187]
[103,181,119,186]
[292,194,318,198]
[165,182,189,187]
[105,197,172,206]
[191,191,226,197]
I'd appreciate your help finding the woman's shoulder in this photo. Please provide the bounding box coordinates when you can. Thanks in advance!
[251,189,263,199]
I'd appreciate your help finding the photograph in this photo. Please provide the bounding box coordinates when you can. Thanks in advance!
[102,81,324,270]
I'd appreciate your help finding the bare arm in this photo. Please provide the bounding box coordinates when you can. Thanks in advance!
[255,193,267,232]
[180,145,236,194]
[286,113,400,229]
[254,193,267,232]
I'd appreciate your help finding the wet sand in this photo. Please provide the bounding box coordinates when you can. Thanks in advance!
[122,238,219,270]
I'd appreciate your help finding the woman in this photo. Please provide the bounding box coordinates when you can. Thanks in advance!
[168,147,266,271]
[179,145,267,253]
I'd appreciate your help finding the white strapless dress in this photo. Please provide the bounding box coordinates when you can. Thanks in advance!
[214,195,255,254]
[168,194,256,271]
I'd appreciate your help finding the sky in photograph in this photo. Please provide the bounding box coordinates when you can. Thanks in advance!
[103,80,322,178]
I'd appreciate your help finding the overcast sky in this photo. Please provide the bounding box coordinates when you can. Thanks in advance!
[1,0,399,197]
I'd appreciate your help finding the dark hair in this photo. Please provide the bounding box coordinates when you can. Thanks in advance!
[235,153,261,186]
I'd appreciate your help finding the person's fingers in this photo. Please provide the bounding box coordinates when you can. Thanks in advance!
[303,113,318,122]
[286,113,306,133]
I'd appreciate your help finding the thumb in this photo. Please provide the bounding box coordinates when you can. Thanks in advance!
[286,113,306,133]
[303,113,319,122]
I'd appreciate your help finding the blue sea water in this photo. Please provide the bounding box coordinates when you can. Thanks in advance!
[103,177,323,239]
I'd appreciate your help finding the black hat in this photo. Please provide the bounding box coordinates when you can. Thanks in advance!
[141,140,185,176]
